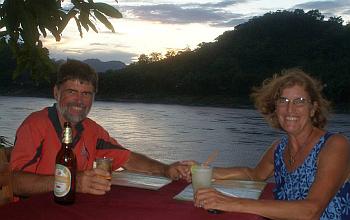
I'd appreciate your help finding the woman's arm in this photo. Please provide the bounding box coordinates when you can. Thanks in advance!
[196,134,350,219]
[213,140,278,181]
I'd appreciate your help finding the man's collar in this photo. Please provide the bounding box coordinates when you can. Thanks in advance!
[48,103,84,146]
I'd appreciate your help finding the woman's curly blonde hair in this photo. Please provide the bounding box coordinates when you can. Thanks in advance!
[250,68,330,130]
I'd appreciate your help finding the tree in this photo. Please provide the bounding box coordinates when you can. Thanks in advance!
[97,9,350,108]
[328,16,343,25]
[0,0,122,82]
[165,49,177,59]
[0,38,16,84]
[137,54,150,64]
[149,52,162,62]
[306,9,324,21]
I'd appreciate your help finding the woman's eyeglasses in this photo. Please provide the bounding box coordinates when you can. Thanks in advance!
[276,97,311,107]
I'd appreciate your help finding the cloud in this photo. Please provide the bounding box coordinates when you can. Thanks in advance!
[293,0,350,19]
[47,0,350,64]
[61,48,84,54]
[50,49,137,64]
[215,18,248,27]
[89,42,129,50]
[121,0,248,27]
[90,43,108,46]
[199,0,250,7]
[294,0,344,10]
[118,0,350,28]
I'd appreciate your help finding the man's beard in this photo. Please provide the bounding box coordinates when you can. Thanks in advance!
[57,102,91,123]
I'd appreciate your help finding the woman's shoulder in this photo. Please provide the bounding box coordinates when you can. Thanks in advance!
[324,131,349,145]
[271,138,281,149]
[271,135,287,149]
[268,137,285,156]
[321,132,350,156]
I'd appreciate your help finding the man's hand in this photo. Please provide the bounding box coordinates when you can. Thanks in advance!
[165,160,196,182]
[76,168,112,195]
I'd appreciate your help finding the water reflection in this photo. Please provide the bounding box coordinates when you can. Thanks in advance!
[1,96,349,168]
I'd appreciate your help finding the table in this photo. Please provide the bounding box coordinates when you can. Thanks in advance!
[0,181,274,220]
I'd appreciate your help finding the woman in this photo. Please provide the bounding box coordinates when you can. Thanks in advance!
[194,68,350,219]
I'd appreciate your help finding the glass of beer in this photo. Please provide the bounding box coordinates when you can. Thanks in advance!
[95,157,113,180]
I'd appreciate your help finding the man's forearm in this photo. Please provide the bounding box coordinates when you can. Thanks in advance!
[123,152,169,177]
[13,171,54,196]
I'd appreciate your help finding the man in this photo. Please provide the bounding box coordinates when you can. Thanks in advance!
[10,59,190,196]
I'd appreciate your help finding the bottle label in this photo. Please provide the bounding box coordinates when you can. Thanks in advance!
[54,164,71,197]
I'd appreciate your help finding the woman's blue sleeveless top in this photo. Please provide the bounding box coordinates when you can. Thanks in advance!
[274,132,350,219]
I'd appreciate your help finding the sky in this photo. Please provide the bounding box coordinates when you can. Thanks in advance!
[42,0,350,64]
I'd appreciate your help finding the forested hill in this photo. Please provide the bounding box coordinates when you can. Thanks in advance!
[0,9,349,109]
[98,9,350,109]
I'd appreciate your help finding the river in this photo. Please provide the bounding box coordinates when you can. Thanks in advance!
[1,96,349,168]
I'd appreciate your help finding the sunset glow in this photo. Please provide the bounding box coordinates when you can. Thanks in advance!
[42,0,350,64]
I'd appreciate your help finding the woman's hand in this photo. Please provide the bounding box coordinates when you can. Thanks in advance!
[194,187,237,212]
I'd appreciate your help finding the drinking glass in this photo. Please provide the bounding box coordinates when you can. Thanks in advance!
[191,164,223,214]
[95,157,113,180]
[191,164,213,193]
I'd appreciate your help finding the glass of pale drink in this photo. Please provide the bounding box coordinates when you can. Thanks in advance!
[191,164,222,214]
[191,164,213,192]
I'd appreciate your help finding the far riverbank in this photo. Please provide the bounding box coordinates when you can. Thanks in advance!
[1,85,349,113]
[0,85,252,109]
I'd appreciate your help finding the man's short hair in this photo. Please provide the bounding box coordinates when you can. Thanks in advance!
[56,59,98,92]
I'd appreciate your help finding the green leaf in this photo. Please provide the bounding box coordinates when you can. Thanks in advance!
[58,9,78,33]
[39,25,47,37]
[79,9,90,32]
[29,0,58,12]
[0,0,123,82]
[18,3,38,45]
[0,31,8,38]
[93,10,115,32]
[93,3,122,18]
[45,23,61,41]
[78,2,98,33]
[29,0,61,34]
[87,19,98,33]
[74,16,83,38]
[4,0,20,39]
[0,19,5,29]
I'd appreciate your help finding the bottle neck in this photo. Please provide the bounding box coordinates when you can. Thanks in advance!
[62,122,73,144]
[62,142,73,149]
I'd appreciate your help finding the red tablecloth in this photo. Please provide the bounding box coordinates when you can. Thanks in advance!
[0,181,275,220]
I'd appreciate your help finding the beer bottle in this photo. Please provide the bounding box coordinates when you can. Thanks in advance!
[54,122,77,205]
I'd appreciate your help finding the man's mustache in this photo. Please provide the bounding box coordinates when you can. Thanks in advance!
[67,102,86,109]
